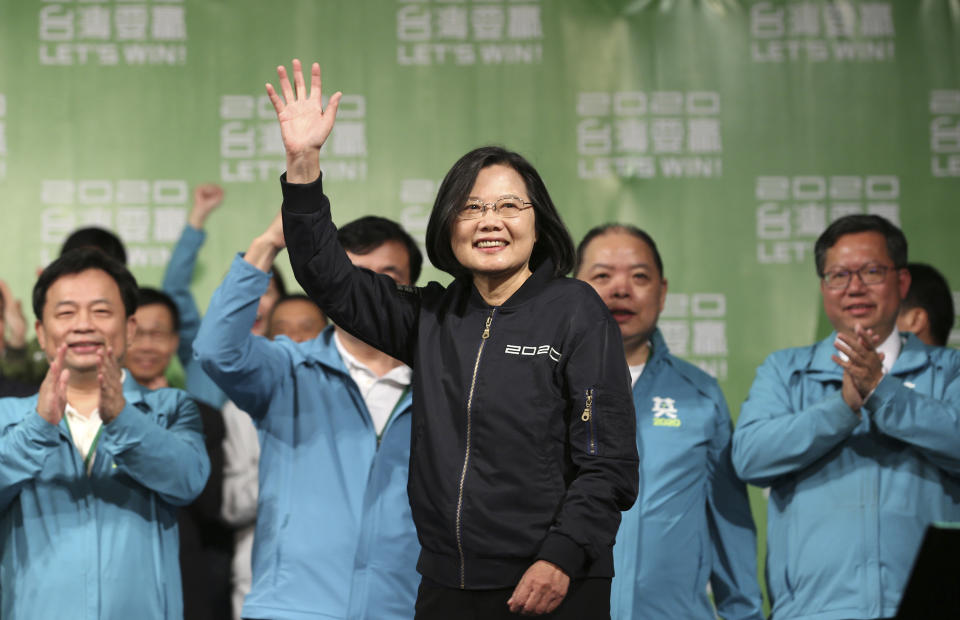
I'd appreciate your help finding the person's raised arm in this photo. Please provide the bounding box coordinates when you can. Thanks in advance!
[265,59,341,184]
[268,59,420,364]
[244,211,284,274]
[163,183,225,365]
[193,213,290,416]
[188,184,224,231]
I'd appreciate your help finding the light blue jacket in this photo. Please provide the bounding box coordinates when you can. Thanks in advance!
[0,383,209,619]
[612,329,763,620]
[163,224,229,409]
[732,332,960,620]
[194,255,420,620]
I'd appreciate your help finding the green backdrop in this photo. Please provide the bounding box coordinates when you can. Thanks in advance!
[2,0,959,611]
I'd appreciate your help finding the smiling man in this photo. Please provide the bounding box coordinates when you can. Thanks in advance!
[733,215,960,620]
[126,287,181,390]
[575,224,762,620]
[0,249,210,619]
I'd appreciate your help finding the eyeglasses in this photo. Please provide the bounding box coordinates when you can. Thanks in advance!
[132,328,175,343]
[457,196,533,220]
[821,263,894,289]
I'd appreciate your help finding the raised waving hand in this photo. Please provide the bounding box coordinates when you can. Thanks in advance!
[265,59,342,183]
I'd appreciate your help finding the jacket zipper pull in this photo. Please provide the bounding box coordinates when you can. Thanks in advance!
[482,314,493,339]
[581,389,593,422]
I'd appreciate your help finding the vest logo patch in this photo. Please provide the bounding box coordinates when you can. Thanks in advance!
[504,344,562,362]
[652,397,681,427]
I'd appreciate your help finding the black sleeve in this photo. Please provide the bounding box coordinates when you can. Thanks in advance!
[280,174,421,365]
[537,306,640,575]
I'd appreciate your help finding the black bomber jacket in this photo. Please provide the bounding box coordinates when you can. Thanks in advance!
[281,174,640,589]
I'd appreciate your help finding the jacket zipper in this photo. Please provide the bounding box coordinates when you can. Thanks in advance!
[581,388,596,455]
[456,308,495,589]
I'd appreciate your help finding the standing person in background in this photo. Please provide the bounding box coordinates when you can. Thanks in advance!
[195,213,421,620]
[733,215,960,620]
[0,281,36,397]
[575,224,763,620]
[269,59,638,619]
[163,184,285,409]
[897,262,956,347]
[0,249,209,619]
[125,286,232,620]
[219,292,327,620]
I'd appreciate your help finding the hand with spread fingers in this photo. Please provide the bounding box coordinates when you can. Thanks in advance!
[265,59,342,183]
[507,560,570,616]
[98,346,126,424]
[832,324,885,412]
[36,344,70,426]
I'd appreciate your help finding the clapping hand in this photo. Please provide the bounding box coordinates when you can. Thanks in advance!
[97,346,126,424]
[832,324,884,413]
[36,344,69,426]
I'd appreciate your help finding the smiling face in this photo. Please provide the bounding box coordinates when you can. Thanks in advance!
[576,230,667,352]
[35,268,135,375]
[126,303,179,385]
[450,164,537,281]
[820,231,910,340]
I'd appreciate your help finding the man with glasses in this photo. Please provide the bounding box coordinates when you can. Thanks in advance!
[126,288,182,391]
[732,215,960,620]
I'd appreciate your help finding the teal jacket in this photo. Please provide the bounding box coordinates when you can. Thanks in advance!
[163,224,229,409]
[194,255,419,620]
[612,329,763,620]
[0,383,210,619]
[733,333,960,619]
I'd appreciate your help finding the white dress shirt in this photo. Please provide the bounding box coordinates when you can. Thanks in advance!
[334,332,412,435]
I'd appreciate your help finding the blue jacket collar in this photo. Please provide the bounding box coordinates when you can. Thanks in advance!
[275,324,352,376]
[647,328,670,367]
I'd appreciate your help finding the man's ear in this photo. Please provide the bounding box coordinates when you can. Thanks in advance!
[35,320,46,351]
[658,278,669,314]
[897,267,912,301]
[897,306,928,337]
[124,315,137,353]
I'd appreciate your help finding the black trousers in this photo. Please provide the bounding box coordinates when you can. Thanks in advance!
[415,577,611,620]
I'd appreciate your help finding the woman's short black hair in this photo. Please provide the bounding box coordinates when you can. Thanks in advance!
[33,248,139,320]
[425,146,575,279]
[136,287,181,333]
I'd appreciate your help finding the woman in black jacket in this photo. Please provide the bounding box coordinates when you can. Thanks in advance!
[266,59,639,619]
